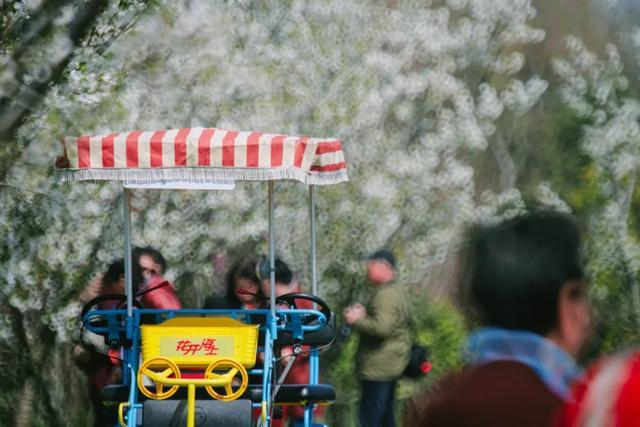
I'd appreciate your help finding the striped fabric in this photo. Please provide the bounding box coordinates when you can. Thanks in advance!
[56,127,348,185]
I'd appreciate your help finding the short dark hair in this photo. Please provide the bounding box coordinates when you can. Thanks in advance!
[463,211,585,335]
[368,249,396,269]
[103,259,124,287]
[274,259,293,284]
[257,258,293,284]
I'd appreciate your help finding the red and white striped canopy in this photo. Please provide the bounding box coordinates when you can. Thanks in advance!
[56,127,348,185]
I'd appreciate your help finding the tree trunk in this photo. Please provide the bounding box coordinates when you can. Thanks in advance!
[491,133,517,190]
[14,378,35,427]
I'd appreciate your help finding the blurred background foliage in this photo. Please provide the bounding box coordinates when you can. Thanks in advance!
[2,0,640,425]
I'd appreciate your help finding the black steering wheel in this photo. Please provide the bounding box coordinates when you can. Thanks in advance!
[81,294,143,347]
[275,292,332,325]
[81,294,143,326]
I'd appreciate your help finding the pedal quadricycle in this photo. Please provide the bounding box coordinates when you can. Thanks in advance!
[56,127,348,426]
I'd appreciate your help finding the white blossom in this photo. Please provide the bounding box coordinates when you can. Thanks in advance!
[2,0,547,356]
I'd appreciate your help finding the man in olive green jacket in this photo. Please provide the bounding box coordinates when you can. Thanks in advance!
[344,250,411,427]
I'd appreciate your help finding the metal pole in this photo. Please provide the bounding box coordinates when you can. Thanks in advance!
[123,187,133,317]
[266,182,276,425]
[309,186,318,296]
[268,182,276,316]
[187,384,196,427]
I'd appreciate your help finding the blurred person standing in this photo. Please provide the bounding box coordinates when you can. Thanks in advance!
[405,211,592,427]
[344,249,412,427]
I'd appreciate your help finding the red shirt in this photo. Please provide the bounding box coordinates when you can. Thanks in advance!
[555,352,640,427]
[405,361,564,427]
[138,275,182,309]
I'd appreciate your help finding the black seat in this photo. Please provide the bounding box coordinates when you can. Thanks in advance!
[102,384,336,405]
[142,399,252,427]
[244,384,336,404]
[103,384,211,402]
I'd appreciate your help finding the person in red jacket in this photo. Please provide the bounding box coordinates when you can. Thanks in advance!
[75,259,128,427]
[555,351,640,427]
[132,246,182,309]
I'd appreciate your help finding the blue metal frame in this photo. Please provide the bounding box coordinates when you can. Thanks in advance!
[83,307,328,426]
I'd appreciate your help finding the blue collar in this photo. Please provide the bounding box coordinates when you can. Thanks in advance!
[466,327,582,400]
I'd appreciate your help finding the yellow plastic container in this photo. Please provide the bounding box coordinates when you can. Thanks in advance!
[140,317,259,368]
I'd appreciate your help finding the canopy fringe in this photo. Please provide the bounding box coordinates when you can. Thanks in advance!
[54,167,348,186]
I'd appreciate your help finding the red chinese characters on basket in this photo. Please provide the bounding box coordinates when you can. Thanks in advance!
[175,338,220,356]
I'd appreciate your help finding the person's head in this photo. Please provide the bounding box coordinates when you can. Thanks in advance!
[259,258,296,297]
[226,259,262,306]
[463,211,591,356]
[103,259,125,294]
[367,249,396,285]
[133,246,166,278]
[130,246,167,292]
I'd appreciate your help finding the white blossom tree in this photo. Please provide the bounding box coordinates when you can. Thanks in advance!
[553,34,640,350]
[1,0,559,424]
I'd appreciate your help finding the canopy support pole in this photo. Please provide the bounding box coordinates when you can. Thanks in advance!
[309,186,318,296]
[268,181,276,316]
[123,187,133,318]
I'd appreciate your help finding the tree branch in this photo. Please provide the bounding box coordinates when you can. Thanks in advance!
[491,132,517,190]
[0,0,108,177]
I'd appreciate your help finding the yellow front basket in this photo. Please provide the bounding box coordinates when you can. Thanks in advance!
[140,317,259,369]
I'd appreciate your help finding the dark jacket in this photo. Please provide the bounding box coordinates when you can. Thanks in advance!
[354,282,412,381]
[203,293,240,309]
[404,361,563,427]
